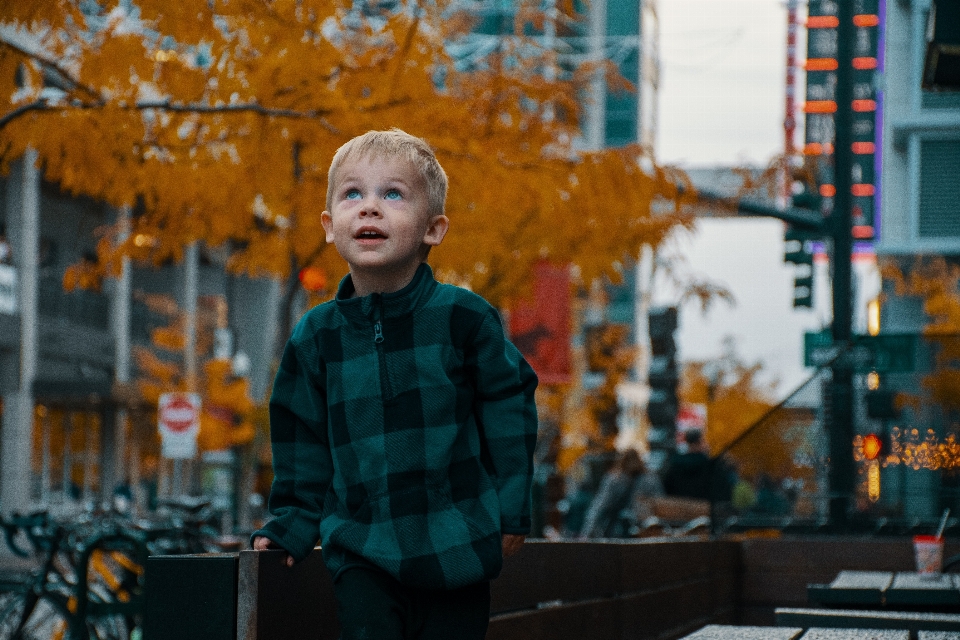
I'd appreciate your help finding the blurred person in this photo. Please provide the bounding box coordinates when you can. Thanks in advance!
[663,430,732,502]
[629,453,665,524]
[560,452,611,537]
[251,129,538,640]
[580,449,663,538]
[663,430,712,500]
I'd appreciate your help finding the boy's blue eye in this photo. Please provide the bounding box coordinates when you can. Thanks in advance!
[345,189,361,200]
[384,189,402,201]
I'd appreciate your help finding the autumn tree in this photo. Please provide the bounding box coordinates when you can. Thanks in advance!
[0,0,690,361]
[881,256,960,418]
[679,339,797,481]
[133,292,255,452]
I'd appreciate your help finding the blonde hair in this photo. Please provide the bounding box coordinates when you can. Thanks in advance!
[326,129,448,218]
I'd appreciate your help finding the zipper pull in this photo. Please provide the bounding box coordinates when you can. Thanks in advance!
[374,321,384,344]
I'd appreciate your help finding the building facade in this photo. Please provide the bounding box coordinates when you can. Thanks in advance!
[874,0,960,520]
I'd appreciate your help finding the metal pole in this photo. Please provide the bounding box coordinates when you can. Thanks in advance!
[0,149,39,515]
[586,0,607,149]
[62,412,73,500]
[176,241,200,497]
[828,0,856,529]
[40,407,50,505]
[106,206,132,508]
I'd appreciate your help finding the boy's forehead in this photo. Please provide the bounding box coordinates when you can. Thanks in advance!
[336,150,421,181]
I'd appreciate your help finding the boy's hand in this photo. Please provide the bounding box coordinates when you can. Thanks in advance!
[502,534,526,558]
[252,535,295,567]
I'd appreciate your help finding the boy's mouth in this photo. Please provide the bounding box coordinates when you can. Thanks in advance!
[355,227,387,240]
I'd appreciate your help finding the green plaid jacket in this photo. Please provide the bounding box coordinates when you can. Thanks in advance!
[254,264,538,589]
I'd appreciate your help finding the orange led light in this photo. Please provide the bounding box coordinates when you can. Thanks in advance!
[820,184,837,197]
[298,266,327,292]
[804,143,824,155]
[807,15,840,28]
[853,14,880,27]
[852,142,876,154]
[806,58,839,71]
[805,101,838,113]
[852,184,876,196]
[852,225,875,239]
[853,99,877,112]
[853,57,878,69]
[862,433,882,461]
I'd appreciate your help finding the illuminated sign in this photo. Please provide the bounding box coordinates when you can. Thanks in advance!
[804,0,882,240]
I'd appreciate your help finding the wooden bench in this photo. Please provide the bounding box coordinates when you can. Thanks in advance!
[143,539,739,640]
[681,625,916,639]
[683,624,960,639]
[775,607,960,633]
[808,570,960,610]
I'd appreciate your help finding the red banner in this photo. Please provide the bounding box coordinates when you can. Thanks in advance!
[509,262,571,385]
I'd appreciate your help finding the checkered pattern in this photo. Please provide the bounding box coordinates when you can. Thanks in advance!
[254,264,538,590]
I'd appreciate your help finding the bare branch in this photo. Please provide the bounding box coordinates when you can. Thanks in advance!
[0,37,105,103]
[0,99,47,128]
[388,15,422,100]
[0,98,342,133]
[133,100,335,125]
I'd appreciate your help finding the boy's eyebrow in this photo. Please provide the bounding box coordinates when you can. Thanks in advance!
[336,174,415,189]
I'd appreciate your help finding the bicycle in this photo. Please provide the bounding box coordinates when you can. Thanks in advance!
[0,511,146,640]
[0,497,243,640]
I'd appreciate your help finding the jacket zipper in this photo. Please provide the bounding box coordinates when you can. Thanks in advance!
[373,296,394,400]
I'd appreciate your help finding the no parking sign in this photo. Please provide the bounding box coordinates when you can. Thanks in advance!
[158,392,201,459]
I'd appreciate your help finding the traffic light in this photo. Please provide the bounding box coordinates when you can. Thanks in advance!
[790,171,822,213]
[860,432,885,462]
[784,228,815,308]
[647,307,679,450]
[784,165,822,309]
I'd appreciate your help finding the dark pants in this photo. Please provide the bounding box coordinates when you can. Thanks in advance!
[333,567,490,640]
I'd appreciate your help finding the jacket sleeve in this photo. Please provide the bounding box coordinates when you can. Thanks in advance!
[469,307,539,535]
[251,334,333,562]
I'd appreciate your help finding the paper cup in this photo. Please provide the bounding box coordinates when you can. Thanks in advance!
[914,534,944,578]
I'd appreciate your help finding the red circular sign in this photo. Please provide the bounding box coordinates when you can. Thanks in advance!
[160,395,199,433]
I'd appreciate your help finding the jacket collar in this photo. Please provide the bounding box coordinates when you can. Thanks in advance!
[335,263,437,323]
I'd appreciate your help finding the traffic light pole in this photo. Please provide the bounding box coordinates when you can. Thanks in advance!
[827,0,856,530]
[690,1,858,529]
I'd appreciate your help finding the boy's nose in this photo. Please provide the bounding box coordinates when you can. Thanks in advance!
[359,198,381,216]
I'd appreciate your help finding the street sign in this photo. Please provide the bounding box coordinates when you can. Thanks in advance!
[856,334,916,373]
[804,330,835,367]
[804,332,916,372]
[159,392,201,459]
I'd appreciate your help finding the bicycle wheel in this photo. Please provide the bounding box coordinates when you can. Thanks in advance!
[0,590,29,640]
[86,614,129,640]
[0,591,69,640]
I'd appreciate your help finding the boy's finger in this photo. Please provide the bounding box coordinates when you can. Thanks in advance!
[286,555,295,567]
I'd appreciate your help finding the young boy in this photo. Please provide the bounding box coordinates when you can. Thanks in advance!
[252,129,538,640]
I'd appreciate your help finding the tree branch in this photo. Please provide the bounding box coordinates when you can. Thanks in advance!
[388,14,422,100]
[0,99,47,128]
[0,98,342,133]
[0,37,104,103]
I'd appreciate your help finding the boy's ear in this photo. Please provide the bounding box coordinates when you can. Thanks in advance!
[423,215,449,247]
[320,211,335,243]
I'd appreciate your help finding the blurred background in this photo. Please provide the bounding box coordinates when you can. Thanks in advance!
[0,0,958,543]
